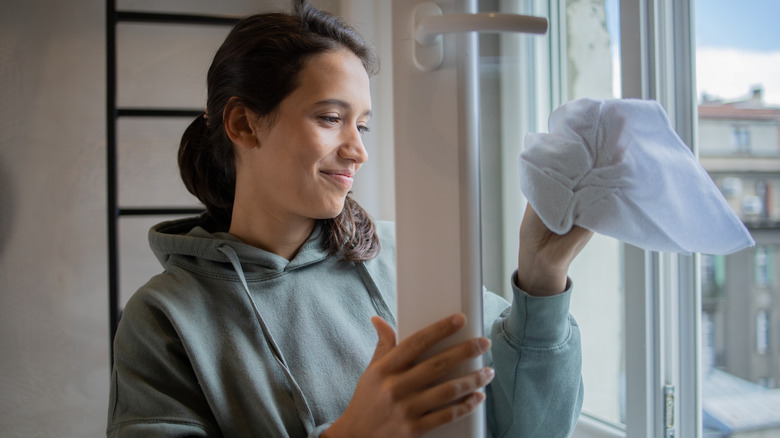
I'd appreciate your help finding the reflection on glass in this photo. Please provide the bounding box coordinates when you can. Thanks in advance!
[696,0,780,435]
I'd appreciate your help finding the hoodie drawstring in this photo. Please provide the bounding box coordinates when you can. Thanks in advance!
[217,245,317,435]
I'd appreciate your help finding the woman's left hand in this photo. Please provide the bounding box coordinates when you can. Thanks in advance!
[516,204,593,296]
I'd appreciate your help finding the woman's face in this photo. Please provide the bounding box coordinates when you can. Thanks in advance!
[235,49,372,225]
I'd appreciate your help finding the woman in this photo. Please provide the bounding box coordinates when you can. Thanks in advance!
[107,1,592,437]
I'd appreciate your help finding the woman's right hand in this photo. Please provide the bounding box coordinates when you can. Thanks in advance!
[323,314,494,438]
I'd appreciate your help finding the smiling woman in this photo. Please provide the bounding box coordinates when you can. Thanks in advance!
[107,1,592,437]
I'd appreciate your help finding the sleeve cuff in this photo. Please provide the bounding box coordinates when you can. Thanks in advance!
[503,270,574,348]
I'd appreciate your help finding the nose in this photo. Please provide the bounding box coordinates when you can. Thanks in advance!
[338,126,369,164]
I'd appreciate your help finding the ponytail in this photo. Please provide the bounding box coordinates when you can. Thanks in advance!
[178,114,235,229]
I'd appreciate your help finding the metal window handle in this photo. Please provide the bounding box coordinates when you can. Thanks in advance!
[412,2,548,71]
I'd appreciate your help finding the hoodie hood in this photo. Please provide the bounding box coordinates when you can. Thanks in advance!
[149,215,331,275]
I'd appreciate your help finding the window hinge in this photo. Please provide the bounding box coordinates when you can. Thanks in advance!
[664,385,675,438]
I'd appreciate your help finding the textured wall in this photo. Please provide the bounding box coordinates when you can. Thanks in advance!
[0,1,109,436]
[0,1,327,436]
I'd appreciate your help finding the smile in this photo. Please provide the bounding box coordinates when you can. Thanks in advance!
[321,170,355,189]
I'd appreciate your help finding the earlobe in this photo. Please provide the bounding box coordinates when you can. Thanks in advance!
[223,97,259,150]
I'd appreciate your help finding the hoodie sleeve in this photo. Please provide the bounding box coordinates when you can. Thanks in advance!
[483,272,583,438]
[107,293,220,438]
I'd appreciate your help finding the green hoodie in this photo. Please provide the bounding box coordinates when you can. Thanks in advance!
[107,216,582,437]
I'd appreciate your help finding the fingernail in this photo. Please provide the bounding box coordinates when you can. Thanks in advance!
[484,367,495,381]
[451,314,466,327]
[478,337,491,352]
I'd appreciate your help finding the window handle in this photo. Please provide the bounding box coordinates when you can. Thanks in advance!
[412,2,547,71]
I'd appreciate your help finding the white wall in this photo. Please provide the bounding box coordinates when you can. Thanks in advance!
[0,1,109,436]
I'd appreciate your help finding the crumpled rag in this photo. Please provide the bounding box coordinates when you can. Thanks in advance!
[518,98,754,255]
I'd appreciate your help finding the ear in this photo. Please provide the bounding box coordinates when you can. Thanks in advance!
[223,97,259,150]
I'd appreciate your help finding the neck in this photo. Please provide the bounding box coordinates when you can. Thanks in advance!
[228,208,316,261]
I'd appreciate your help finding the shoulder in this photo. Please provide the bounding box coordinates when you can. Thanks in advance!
[119,272,188,329]
[370,220,396,267]
[374,220,396,254]
[114,274,184,357]
[119,267,217,335]
[361,220,397,294]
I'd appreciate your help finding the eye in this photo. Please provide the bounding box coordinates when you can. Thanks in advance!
[357,125,370,135]
[319,115,341,125]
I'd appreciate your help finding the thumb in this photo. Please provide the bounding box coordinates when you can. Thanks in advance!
[369,316,396,363]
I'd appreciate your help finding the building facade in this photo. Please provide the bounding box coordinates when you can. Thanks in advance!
[699,88,780,436]
[700,88,780,388]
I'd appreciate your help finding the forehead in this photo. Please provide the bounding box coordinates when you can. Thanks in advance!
[285,50,372,112]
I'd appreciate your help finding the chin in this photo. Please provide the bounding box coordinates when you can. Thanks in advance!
[312,201,347,220]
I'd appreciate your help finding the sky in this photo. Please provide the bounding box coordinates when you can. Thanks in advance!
[604,0,780,106]
[694,0,780,106]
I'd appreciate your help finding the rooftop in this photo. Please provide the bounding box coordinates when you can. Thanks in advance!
[700,86,780,120]
[703,368,780,434]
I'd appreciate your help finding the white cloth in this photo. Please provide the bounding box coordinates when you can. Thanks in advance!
[518,98,754,255]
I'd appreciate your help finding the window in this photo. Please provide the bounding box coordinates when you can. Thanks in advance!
[355,0,778,436]
[755,246,772,287]
[696,0,780,435]
[756,309,770,354]
[498,0,694,436]
[731,125,751,153]
[561,0,626,427]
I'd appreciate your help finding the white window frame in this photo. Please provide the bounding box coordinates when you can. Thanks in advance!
[511,0,702,436]
[620,1,701,437]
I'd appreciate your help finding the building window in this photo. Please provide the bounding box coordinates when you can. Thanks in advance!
[720,177,743,197]
[742,195,764,216]
[731,125,751,153]
[701,254,726,298]
[754,246,772,287]
[756,309,770,355]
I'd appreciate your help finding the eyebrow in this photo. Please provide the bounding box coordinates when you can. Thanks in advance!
[315,98,373,117]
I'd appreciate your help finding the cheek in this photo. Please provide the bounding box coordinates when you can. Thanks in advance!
[294,136,334,165]
[266,125,333,173]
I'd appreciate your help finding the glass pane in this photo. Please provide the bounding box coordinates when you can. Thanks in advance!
[565,0,625,426]
[695,0,780,435]
[492,0,625,427]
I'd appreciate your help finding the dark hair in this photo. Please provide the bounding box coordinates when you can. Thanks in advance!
[178,0,380,261]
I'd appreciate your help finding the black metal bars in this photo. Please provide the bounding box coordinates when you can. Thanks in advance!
[106,1,237,366]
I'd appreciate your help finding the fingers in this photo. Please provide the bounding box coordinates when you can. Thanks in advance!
[413,367,494,432]
[419,366,494,410]
[370,316,397,363]
[517,204,594,296]
[397,336,491,393]
[379,314,467,372]
[331,314,492,438]
[419,392,486,431]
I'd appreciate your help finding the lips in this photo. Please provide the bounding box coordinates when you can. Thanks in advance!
[321,169,355,189]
